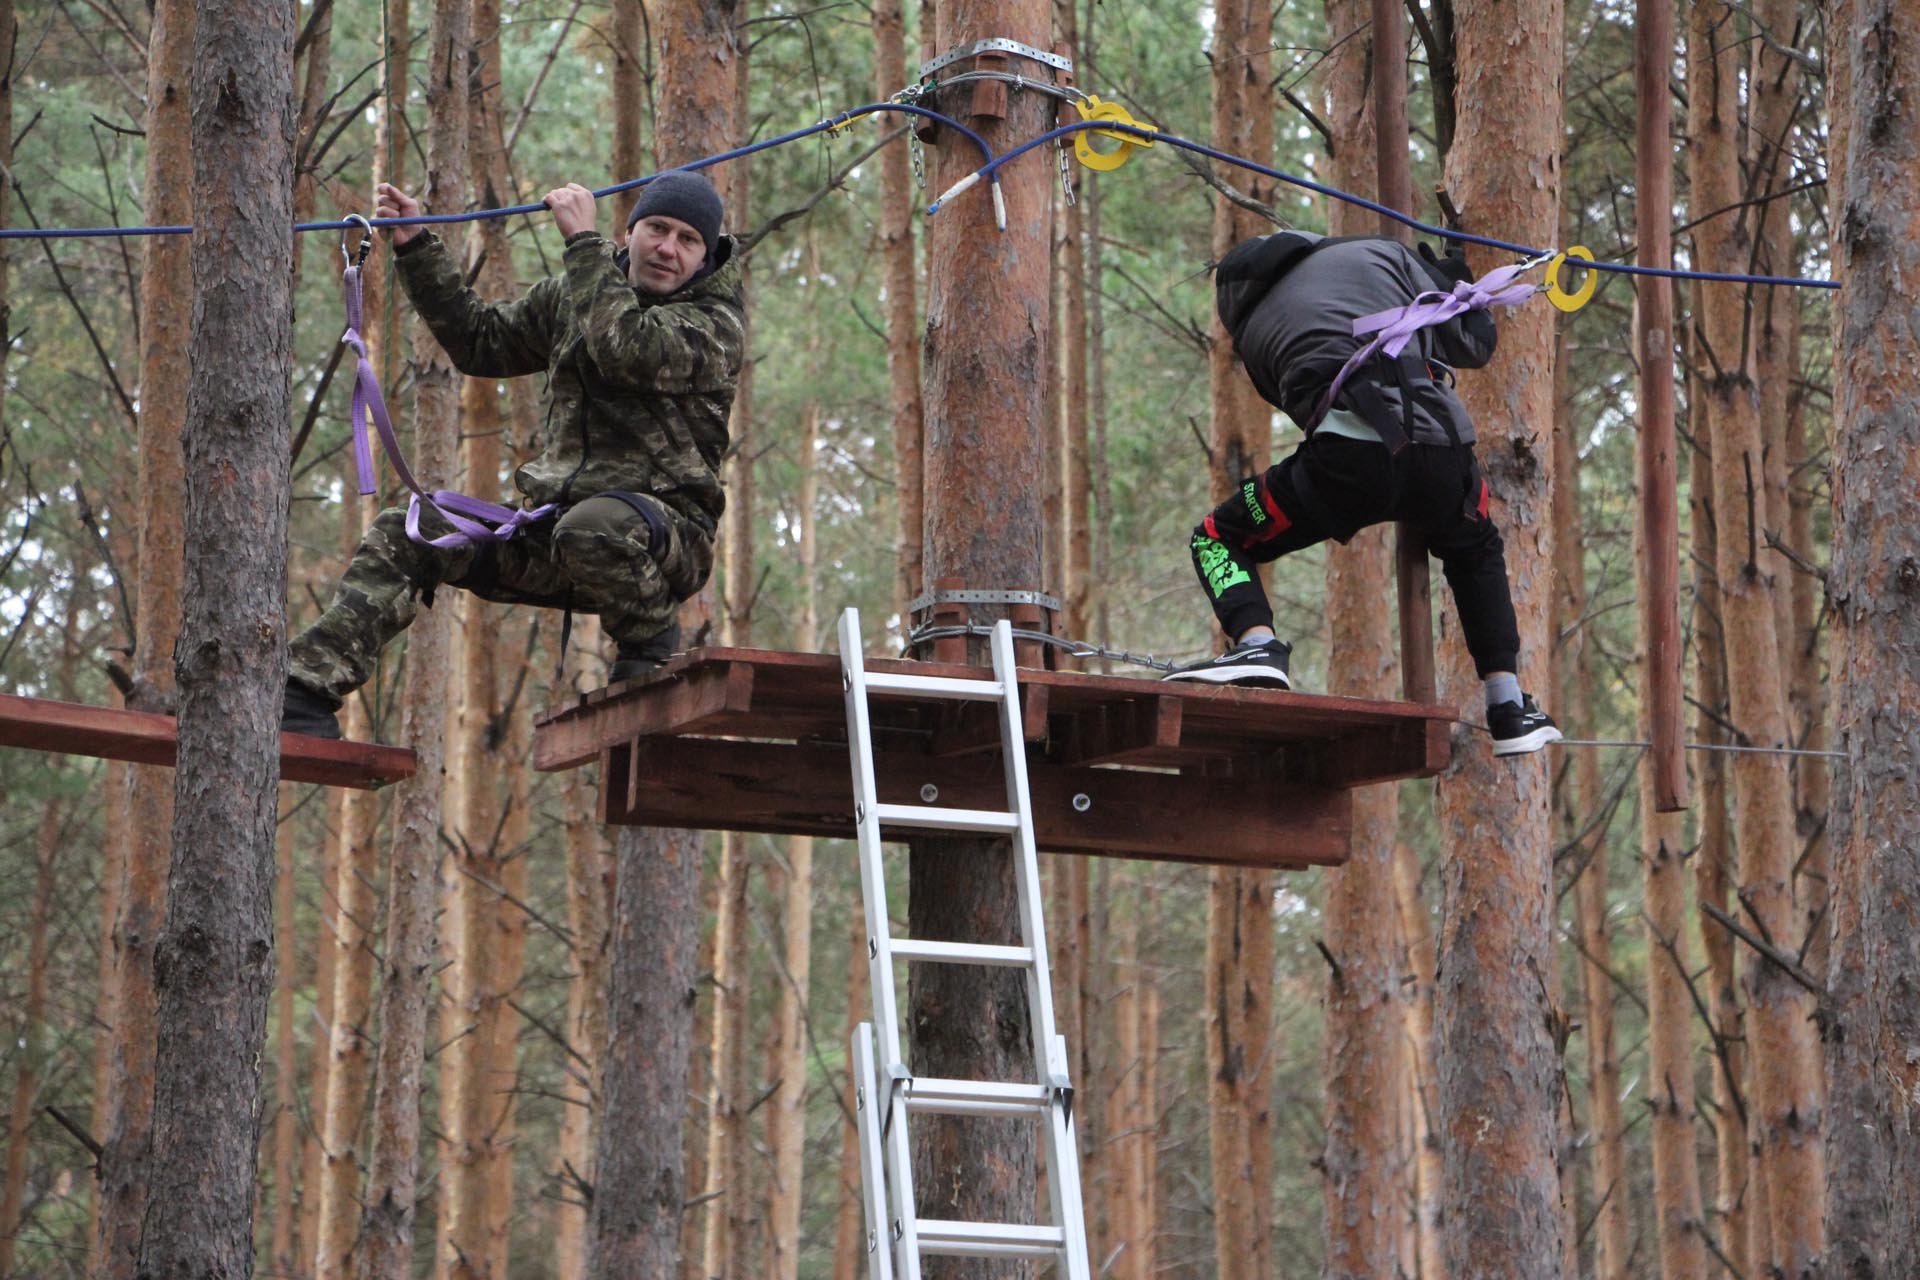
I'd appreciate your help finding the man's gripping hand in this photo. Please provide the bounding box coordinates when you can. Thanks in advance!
[374,183,424,247]
[543,184,598,239]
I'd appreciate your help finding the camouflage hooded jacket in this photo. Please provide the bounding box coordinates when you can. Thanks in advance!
[393,229,746,532]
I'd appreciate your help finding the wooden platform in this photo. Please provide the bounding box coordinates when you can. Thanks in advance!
[533,647,1454,869]
[0,693,416,790]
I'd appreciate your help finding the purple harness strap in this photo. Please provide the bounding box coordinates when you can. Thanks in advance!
[341,263,556,549]
[1310,261,1541,430]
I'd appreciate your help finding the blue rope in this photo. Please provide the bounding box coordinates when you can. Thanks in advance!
[0,102,990,241]
[957,121,1840,292]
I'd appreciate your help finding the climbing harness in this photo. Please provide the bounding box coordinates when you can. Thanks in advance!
[1309,252,1551,436]
[338,216,557,549]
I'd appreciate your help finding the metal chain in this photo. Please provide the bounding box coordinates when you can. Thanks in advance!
[1058,137,1077,207]
[905,622,1179,673]
[909,132,926,189]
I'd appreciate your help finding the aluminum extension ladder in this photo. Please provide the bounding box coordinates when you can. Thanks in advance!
[838,606,1092,1280]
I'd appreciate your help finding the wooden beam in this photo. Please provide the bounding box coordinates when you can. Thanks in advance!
[534,662,755,771]
[0,693,415,790]
[597,737,1351,870]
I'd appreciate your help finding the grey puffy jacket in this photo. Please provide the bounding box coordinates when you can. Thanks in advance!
[1214,232,1497,447]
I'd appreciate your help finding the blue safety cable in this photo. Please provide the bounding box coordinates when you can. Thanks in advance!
[944,120,1839,292]
[0,102,992,241]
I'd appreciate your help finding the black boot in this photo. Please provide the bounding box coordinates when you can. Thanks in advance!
[282,679,343,740]
[609,624,681,684]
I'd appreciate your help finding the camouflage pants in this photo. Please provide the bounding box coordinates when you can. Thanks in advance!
[288,491,713,705]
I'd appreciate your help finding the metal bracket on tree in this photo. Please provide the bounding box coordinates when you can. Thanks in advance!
[918,38,1074,79]
[910,584,1060,668]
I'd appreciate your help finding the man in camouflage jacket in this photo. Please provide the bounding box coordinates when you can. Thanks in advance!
[284,171,746,738]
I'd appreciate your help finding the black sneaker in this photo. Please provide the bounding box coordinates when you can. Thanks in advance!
[609,624,681,684]
[281,679,343,740]
[1489,694,1561,756]
[1162,638,1293,689]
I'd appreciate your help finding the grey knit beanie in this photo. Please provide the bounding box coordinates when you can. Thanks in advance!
[625,170,724,250]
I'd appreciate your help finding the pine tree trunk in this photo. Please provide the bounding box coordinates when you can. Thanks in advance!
[134,0,295,1264]
[439,14,521,1270]
[767,320,821,1276]
[910,0,1055,1270]
[1432,0,1565,1273]
[0,761,64,1278]
[1204,2,1277,1273]
[1828,3,1920,1269]
[589,6,741,1272]
[356,0,469,1269]
[1690,422,1749,1274]
[1390,842,1445,1280]
[1318,6,1407,1276]
[1631,9,1707,1267]
[97,0,194,1269]
[701,831,755,1276]
[555,635,610,1280]
[270,791,301,1277]
[1550,334,1631,1280]
[875,0,923,635]
[1686,10,1825,1274]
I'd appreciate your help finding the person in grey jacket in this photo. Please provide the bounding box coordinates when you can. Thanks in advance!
[1164,231,1560,757]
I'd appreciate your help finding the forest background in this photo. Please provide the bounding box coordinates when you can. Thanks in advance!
[0,0,1868,1277]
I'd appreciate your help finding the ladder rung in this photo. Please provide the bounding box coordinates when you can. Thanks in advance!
[873,802,1019,834]
[917,1219,1066,1258]
[862,671,1007,702]
[903,1077,1054,1117]
[889,939,1034,967]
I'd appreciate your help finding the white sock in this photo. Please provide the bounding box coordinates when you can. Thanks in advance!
[1484,673,1521,710]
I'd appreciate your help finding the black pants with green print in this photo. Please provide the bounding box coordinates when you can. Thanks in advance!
[1189,433,1521,678]
[288,490,712,706]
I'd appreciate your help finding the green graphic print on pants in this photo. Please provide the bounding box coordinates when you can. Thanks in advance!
[288,493,710,705]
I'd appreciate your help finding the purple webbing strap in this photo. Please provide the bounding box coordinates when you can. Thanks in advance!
[1311,262,1541,428]
[340,264,555,548]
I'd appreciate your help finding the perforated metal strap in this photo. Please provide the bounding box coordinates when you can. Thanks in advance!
[908,587,1062,615]
[919,38,1073,79]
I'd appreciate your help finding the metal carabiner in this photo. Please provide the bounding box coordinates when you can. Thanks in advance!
[341,213,374,270]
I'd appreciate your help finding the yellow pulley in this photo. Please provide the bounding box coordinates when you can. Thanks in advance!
[1070,95,1155,172]
[1544,245,1598,312]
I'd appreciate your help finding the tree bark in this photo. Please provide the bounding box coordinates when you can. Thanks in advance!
[1318,4,1407,1275]
[587,6,741,1274]
[1432,0,1565,1274]
[1551,330,1633,1280]
[134,0,295,1266]
[0,691,69,1278]
[1204,2,1278,1274]
[909,0,1056,1272]
[587,825,702,1277]
[98,0,195,1269]
[1828,3,1920,1271]
[270,792,301,1277]
[1391,842,1445,1280]
[1686,9,1825,1275]
[876,0,923,634]
[355,0,469,1270]
[766,259,821,1275]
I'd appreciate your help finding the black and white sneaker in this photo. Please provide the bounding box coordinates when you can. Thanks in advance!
[1162,638,1293,689]
[1489,695,1561,756]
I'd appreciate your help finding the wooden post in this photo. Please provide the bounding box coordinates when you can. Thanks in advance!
[1636,0,1686,810]
[1371,0,1435,704]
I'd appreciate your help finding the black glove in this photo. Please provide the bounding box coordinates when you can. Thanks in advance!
[1417,239,1474,287]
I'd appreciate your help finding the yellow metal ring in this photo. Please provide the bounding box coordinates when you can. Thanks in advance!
[1544,245,1598,312]
[1071,96,1153,172]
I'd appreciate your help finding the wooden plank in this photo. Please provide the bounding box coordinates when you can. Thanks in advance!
[1321,719,1455,788]
[534,663,755,771]
[598,737,1350,870]
[0,693,415,790]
